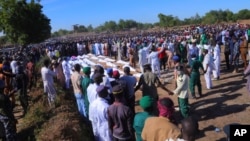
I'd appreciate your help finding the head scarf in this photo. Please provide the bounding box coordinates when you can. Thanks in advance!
[157,98,175,118]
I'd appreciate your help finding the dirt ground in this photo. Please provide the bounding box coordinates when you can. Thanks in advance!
[135,52,250,141]
[13,51,250,141]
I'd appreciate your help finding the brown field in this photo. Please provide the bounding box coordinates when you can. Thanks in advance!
[134,51,250,141]
[238,19,250,25]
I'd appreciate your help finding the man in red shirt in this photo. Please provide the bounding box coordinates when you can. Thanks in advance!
[158,43,167,72]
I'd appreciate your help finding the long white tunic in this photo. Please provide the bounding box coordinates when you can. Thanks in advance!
[203,54,213,89]
[213,44,221,78]
[89,97,112,141]
[148,51,160,66]
[138,48,147,66]
[62,60,71,77]
[41,67,56,94]
[143,43,152,63]
[87,83,99,104]
[95,43,101,55]
[10,60,17,74]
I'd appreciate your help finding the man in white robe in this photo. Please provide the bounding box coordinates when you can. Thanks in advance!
[41,59,57,107]
[147,46,165,77]
[202,49,213,89]
[143,42,152,63]
[62,57,71,89]
[138,46,147,73]
[87,73,103,104]
[212,43,221,80]
[94,41,101,56]
[77,42,83,55]
[89,85,112,141]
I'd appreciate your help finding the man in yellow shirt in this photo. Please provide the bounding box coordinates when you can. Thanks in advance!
[141,97,181,141]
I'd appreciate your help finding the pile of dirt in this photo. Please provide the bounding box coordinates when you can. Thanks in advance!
[37,93,94,141]
[17,79,94,141]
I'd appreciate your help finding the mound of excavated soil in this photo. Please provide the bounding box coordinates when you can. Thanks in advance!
[16,79,94,141]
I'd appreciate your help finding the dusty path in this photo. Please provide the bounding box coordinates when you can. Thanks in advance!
[135,53,250,141]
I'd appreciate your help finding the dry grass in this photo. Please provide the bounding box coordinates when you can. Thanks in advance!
[17,57,94,141]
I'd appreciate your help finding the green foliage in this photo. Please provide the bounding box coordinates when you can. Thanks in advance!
[103,21,117,31]
[0,35,8,46]
[73,24,88,33]
[51,8,250,37]
[35,56,49,70]
[0,0,51,45]
[158,14,180,27]
[51,29,72,37]
[236,9,250,20]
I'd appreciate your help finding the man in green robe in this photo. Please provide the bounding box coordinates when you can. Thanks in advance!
[176,42,187,64]
[81,66,92,118]
[199,33,207,62]
[133,96,154,141]
[189,54,205,99]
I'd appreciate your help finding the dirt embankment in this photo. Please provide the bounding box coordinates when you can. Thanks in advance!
[16,69,94,141]
[238,19,250,25]
[14,56,129,141]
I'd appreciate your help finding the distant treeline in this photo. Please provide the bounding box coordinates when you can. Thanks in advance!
[51,9,250,37]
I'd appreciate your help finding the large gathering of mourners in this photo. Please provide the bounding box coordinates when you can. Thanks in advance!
[0,23,250,141]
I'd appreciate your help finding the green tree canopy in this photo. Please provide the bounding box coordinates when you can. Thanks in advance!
[0,0,51,45]
[51,9,250,37]
[235,9,250,20]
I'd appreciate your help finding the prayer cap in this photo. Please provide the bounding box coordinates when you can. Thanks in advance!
[96,85,109,96]
[82,66,91,74]
[112,70,120,78]
[112,85,123,95]
[106,68,113,75]
[172,55,180,61]
[143,63,151,69]
[139,96,154,110]
[92,73,103,81]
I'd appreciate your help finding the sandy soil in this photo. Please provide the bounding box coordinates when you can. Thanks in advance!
[135,52,250,141]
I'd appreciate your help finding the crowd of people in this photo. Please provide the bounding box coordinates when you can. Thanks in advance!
[0,23,249,141]
[0,47,39,140]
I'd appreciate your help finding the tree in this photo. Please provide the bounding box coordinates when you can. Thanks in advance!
[46,8,250,38]
[236,9,250,20]
[157,13,180,27]
[103,21,117,31]
[0,0,51,45]
[51,29,71,37]
[87,25,93,32]
[224,9,234,22]
[78,25,88,32]
[73,24,79,33]
[0,35,8,46]
[118,19,126,30]
[202,10,218,24]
